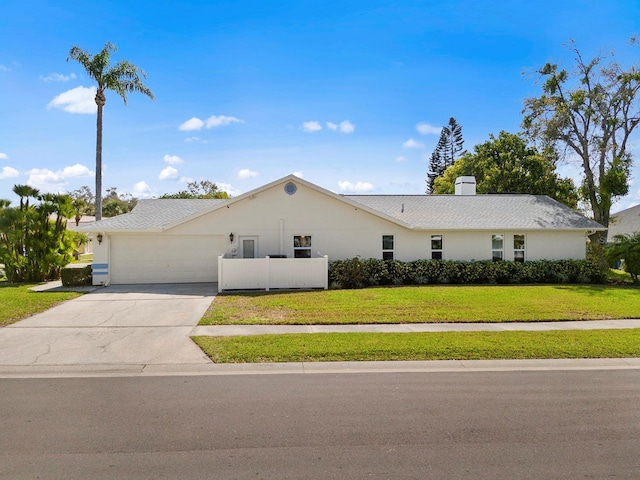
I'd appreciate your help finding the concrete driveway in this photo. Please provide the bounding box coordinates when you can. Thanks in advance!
[0,284,216,372]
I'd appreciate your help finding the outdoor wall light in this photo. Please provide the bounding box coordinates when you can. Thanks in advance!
[97,233,103,245]
[229,232,234,243]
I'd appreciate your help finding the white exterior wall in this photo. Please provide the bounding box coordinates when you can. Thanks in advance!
[169,181,588,263]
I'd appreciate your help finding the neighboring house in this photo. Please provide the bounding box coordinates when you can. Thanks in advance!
[608,204,640,241]
[80,175,605,286]
[67,215,97,255]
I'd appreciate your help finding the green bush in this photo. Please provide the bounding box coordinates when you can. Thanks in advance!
[61,266,92,287]
[328,258,605,289]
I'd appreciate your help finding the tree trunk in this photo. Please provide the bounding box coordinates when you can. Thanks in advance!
[95,89,106,221]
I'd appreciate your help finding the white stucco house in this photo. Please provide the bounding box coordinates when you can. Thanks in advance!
[80,175,605,288]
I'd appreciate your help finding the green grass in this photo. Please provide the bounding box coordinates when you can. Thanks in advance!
[192,329,640,363]
[0,283,81,327]
[607,268,634,284]
[201,284,640,325]
[70,254,93,265]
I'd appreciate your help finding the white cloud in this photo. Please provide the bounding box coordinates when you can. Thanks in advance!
[159,166,179,180]
[0,166,19,180]
[41,72,77,82]
[402,138,425,149]
[0,153,8,160]
[338,180,375,193]
[416,122,441,135]
[26,163,94,192]
[179,117,205,131]
[218,182,242,197]
[292,171,304,178]
[237,168,258,179]
[206,115,243,128]
[326,120,355,133]
[163,154,183,165]
[0,65,10,72]
[62,163,93,178]
[395,156,407,162]
[179,115,243,131]
[338,120,355,134]
[302,121,322,132]
[47,86,97,114]
[132,181,153,198]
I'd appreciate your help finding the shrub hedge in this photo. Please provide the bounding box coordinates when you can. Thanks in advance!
[61,265,92,287]
[328,258,605,289]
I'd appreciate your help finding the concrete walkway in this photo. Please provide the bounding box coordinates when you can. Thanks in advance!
[0,283,639,378]
[192,319,640,336]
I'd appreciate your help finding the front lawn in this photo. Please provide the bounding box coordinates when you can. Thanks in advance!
[0,283,81,327]
[193,329,640,363]
[201,285,640,325]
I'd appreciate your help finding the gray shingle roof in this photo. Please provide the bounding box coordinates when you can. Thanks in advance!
[609,204,640,239]
[78,188,604,233]
[344,194,605,230]
[78,199,226,231]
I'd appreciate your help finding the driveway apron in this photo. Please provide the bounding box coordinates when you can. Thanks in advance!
[0,284,216,367]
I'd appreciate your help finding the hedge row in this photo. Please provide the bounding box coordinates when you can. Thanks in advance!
[61,265,92,287]
[328,258,605,289]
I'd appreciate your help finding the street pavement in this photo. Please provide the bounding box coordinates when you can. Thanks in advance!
[0,283,639,378]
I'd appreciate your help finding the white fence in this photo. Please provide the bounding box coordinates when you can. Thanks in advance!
[218,255,329,292]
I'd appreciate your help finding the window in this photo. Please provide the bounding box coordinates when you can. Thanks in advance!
[514,234,525,263]
[293,235,311,258]
[492,234,504,261]
[431,235,443,260]
[382,235,394,260]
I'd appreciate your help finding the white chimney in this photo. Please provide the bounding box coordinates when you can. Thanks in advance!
[455,176,476,195]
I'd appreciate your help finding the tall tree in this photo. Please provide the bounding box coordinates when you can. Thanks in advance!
[160,180,230,199]
[68,186,95,224]
[68,42,154,221]
[432,131,578,208]
[426,117,465,193]
[102,187,137,217]
[522,41,640,246]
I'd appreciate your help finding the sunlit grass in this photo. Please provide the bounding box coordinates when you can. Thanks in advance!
[0,283,81,327]
[193,329,640,363]
[201,284,640,325]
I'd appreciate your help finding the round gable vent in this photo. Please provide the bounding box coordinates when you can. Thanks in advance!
[284,181,297,195]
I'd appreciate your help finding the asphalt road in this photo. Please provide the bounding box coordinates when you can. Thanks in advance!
[2,370,639,479]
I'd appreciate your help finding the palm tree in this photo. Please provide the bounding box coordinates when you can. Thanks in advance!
[12,184,40,210]
[68,42,154,220]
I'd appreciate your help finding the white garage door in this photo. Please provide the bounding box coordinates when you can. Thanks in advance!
[110,235,225,284]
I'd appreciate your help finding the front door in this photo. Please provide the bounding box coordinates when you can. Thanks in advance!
[240,237,258,258]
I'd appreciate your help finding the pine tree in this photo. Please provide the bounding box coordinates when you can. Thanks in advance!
[426,117,465,193]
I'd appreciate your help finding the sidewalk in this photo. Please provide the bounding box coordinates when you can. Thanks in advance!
[192,319,640,336]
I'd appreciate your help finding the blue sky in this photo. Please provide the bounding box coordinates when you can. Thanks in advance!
[1,0,640,212]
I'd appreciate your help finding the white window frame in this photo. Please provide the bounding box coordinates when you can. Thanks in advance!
[514,234,526,263]
[293,235,312,258]
[431,234,443,260]
[382,235,394,260]
[491,234,504,261]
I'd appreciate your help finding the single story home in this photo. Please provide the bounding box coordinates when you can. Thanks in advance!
[607,204,640,241]
[81,174,605,287]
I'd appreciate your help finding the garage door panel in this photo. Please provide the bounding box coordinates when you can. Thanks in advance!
[110,235,224,284]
